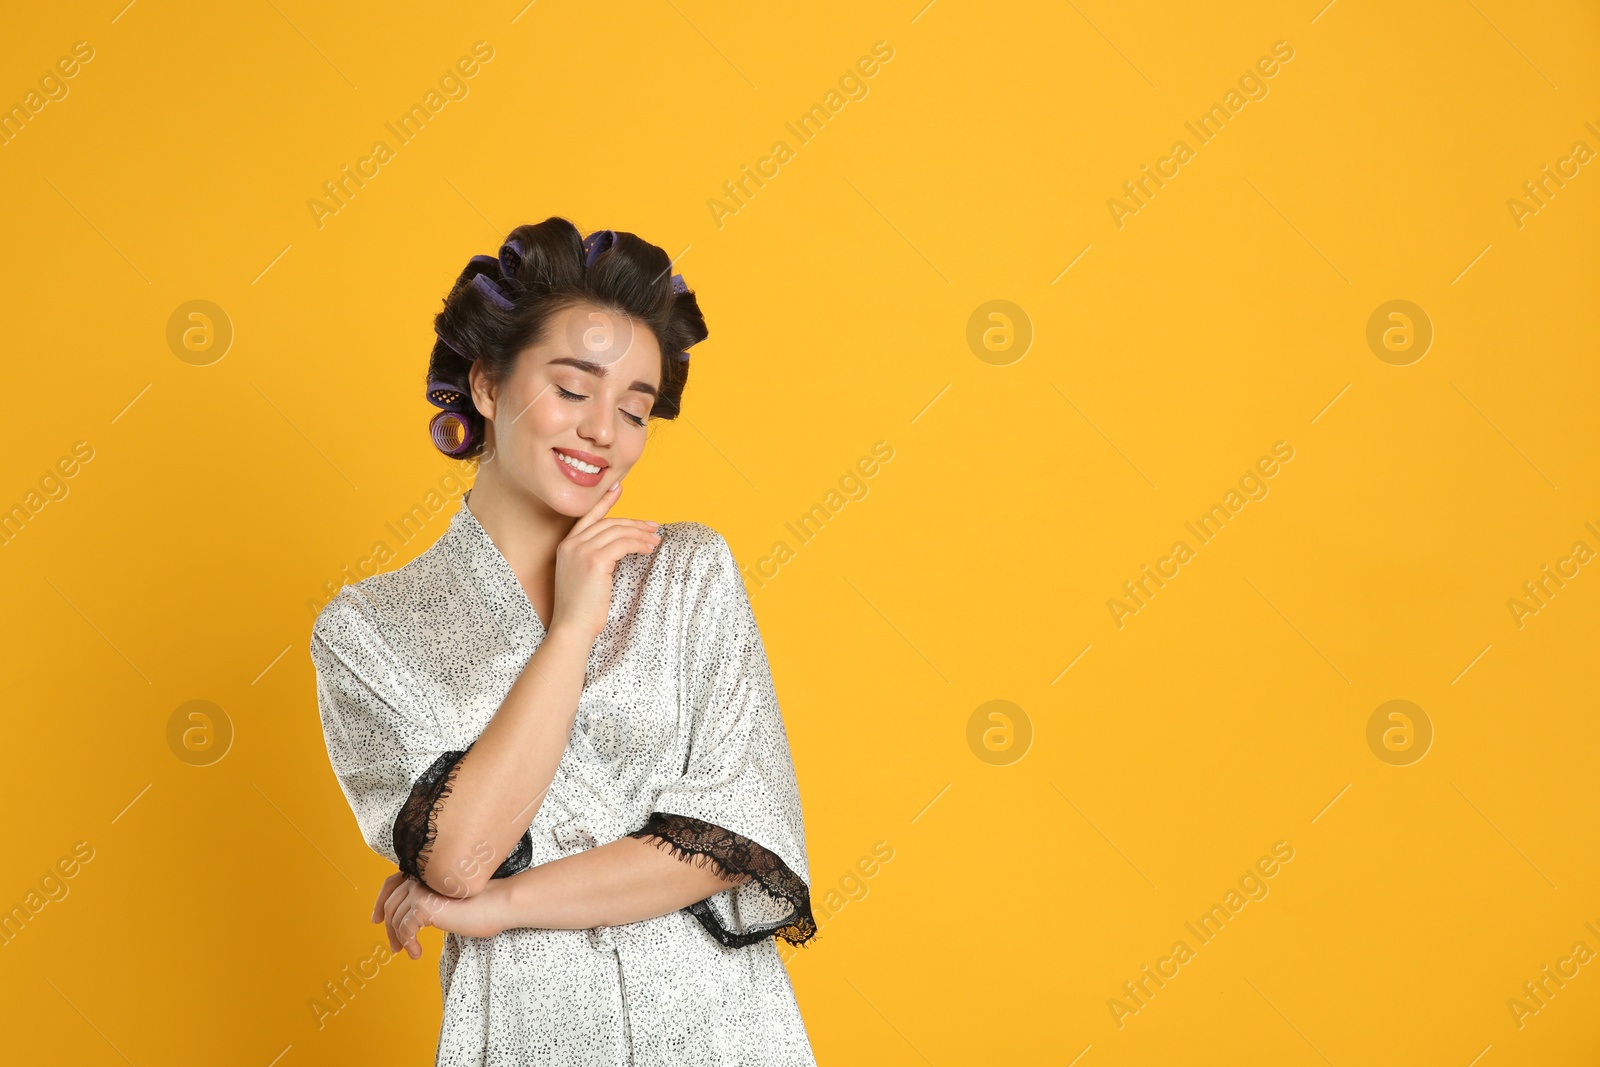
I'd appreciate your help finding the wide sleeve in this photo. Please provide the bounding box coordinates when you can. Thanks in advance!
[625,533,817,948]
[310,591,531,885]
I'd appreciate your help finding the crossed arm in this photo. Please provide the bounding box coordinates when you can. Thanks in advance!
[376,830,749,960]
[376,620,749,958]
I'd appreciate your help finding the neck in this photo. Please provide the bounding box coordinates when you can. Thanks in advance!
[464,461,573,585]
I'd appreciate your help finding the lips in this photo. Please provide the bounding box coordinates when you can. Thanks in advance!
[553,447,609,469]
[552,447,608,488]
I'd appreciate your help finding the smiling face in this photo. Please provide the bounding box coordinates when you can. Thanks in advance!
[469,301,663,516]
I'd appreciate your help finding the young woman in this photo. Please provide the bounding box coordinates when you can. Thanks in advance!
[309,217,818,1065]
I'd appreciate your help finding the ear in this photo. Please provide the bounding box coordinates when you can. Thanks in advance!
[468,360,497,420]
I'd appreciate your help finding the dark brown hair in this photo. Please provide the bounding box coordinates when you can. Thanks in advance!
[427,216,709,459]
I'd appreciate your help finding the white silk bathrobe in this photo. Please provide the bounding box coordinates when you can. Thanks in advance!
[310,489,817,1066]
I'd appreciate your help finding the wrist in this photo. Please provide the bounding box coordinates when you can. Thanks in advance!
[546,620,599,647]
[474,875,519,936]
[493,864,540,932]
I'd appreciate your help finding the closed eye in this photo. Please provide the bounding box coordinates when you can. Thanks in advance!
[557,385,647,427]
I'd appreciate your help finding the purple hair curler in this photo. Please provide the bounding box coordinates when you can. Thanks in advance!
[499,234,528,281]
[426,377,476,455]
[471,272,515,312]
[426,378,472,412]
[429,411,474,456]
[582,229,618,267]
[431,228,703,444]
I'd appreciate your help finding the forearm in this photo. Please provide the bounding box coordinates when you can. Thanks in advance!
[491,834,750,931]
[423,623,593,897]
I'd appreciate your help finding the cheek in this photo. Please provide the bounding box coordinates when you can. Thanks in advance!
[512,386,573,437]
[616,435,648,469]
[491,388,566,462]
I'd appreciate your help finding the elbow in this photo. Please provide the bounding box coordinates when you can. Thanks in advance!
[414,839,496,899]
[422,865,492,899]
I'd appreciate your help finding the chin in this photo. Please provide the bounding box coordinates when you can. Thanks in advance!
[542,484,598,516]
[541,468,620,514]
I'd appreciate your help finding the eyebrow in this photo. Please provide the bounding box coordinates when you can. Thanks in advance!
[547,356,660,400]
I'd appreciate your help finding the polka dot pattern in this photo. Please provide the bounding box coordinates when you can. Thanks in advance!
[311,489,818,1064]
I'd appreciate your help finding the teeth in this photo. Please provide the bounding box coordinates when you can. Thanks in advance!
[556,451,602,474]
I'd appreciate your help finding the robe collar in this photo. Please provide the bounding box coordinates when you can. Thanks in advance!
[439,488,548,650]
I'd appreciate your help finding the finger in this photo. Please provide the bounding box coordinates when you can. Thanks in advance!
[575,525,663,563]
[383,880,412,953]
[373,871,406,923]
[383,877,409,926]
[399,886,441,942]
[566,478,623,537]
[384,892,402,954]
[561,520,660,557]
[579,517,661,535]
[397,902,424,959]
[414,887,442,924]
[559,518,661,559]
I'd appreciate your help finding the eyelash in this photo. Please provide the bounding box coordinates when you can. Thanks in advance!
[557,385,647,427]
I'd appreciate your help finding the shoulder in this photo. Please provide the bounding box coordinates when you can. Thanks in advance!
[650,521,755,609]
[653,520,739,576]
[310,541,454,652]
[311,585,375,647]
[309,587,389,675]
[656,519,726,555]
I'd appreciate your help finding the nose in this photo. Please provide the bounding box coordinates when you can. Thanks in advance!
[578,402,613,448]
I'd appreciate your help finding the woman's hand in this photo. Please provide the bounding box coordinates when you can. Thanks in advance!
[373,871,510,958]
[550,479,662,641]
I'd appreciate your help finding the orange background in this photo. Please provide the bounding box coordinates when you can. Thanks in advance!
[2,1,1597,1064]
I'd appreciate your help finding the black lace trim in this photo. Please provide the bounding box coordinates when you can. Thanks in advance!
[393,747,532,885]
[626,812,817,948]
